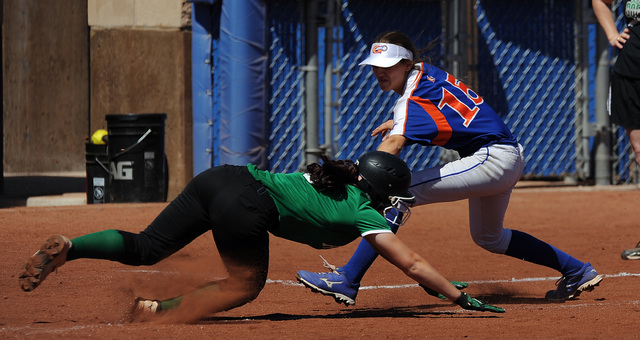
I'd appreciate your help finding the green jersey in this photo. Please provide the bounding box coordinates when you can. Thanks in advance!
[247,164,390,249]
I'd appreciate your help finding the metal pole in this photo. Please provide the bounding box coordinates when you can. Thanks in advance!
[574,0,591,181]
[451,0,461,78]
[304,0,320,166]
[322,0,335,159]
[594,21,611,185]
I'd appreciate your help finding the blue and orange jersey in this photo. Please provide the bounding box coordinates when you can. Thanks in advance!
[389,63,517,157]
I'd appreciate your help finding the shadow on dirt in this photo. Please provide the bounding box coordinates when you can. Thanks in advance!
[198,304,503,324]
[194,293,574,324]
[0,175,85,208]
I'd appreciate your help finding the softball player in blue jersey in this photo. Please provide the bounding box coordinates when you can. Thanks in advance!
[297,31,603,305]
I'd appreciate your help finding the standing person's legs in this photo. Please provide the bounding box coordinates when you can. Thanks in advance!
[608,74,640,259]
[468,192,583,275]
[469,193,602,300]
[620,128,640,260]
[626,128,640,167]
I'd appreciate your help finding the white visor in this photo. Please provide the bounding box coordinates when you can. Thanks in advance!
[359,43,414,68]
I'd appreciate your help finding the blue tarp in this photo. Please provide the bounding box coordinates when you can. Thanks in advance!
[191,0,267,175]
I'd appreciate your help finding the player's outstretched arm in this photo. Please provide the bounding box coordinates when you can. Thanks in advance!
[364,232,505,313]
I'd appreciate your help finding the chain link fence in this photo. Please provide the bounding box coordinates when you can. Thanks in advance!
[476,0,580,178]
[267,0,307,172]
[256,0,635,184]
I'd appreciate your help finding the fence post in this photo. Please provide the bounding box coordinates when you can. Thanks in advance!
[574,0,591,181]
[443,0,476,88]
[322,0,336,159]
[594,22,611,185]
[304,0,320,167]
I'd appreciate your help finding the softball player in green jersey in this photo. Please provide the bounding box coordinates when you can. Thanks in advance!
[18,151,504,320]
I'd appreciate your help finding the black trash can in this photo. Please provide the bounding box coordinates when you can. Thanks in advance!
[85,143,110,204]
[106,113,168,203]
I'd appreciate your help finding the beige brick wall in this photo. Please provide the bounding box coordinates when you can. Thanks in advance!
[88,0,190,29]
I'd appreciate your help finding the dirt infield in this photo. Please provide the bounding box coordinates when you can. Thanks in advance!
[1,186,639,339]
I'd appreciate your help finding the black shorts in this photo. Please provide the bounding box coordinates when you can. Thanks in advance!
[119,165,279,268]
[610,73,640,130]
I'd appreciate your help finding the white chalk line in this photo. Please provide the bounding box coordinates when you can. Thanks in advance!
[267,271,640,290]
[0,323,125,336]
[115,269,640,289]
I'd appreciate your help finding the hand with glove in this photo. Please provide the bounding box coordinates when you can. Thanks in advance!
[454,292,505,313]
[420,280,468,300]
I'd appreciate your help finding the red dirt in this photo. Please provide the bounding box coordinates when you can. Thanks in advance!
[1,186,639,339]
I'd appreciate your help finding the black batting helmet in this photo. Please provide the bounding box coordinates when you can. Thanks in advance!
[356,151,413,208]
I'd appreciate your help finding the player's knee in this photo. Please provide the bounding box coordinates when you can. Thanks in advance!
[473,239,503,253]
[243,286,263,302]
[230,267,267,300]
[228,277,265,305]
[470,230,510,254]
[116,230,166,266]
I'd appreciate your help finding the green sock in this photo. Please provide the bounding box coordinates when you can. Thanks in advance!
[160,283,222,311]
[67,229,125,261]
[160,296,184,311]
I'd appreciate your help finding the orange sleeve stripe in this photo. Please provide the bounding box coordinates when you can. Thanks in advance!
[410,96,452,146]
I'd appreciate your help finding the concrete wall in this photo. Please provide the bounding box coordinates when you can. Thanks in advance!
[2,0,192,201]
[3,0,89,173]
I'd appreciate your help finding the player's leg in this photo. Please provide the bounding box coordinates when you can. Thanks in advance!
[19,166,237,292]
[296,211,400,306]
[468,189,602,300]
[622,128,640,260]
[610,75,640,259]
[145,232,271,319]
[627,128,640,167]
[142,167,278,317]
[79,166,221,265]
[18,176,212,292]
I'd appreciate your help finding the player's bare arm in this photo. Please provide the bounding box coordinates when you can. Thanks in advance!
[371,119,395,138]
[377,134,406,156]
[364,232,462,301]
[592,0,630,48]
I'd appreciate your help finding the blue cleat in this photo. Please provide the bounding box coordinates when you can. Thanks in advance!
[296,257,359,306]
[545,262,603,300]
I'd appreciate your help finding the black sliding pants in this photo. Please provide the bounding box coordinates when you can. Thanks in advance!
[118,165,279,290]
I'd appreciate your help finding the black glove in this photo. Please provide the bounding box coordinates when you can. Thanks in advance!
[420,280,469,300]
[454,292,505,313]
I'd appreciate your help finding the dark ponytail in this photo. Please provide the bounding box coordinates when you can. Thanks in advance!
[306,155,359,190]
